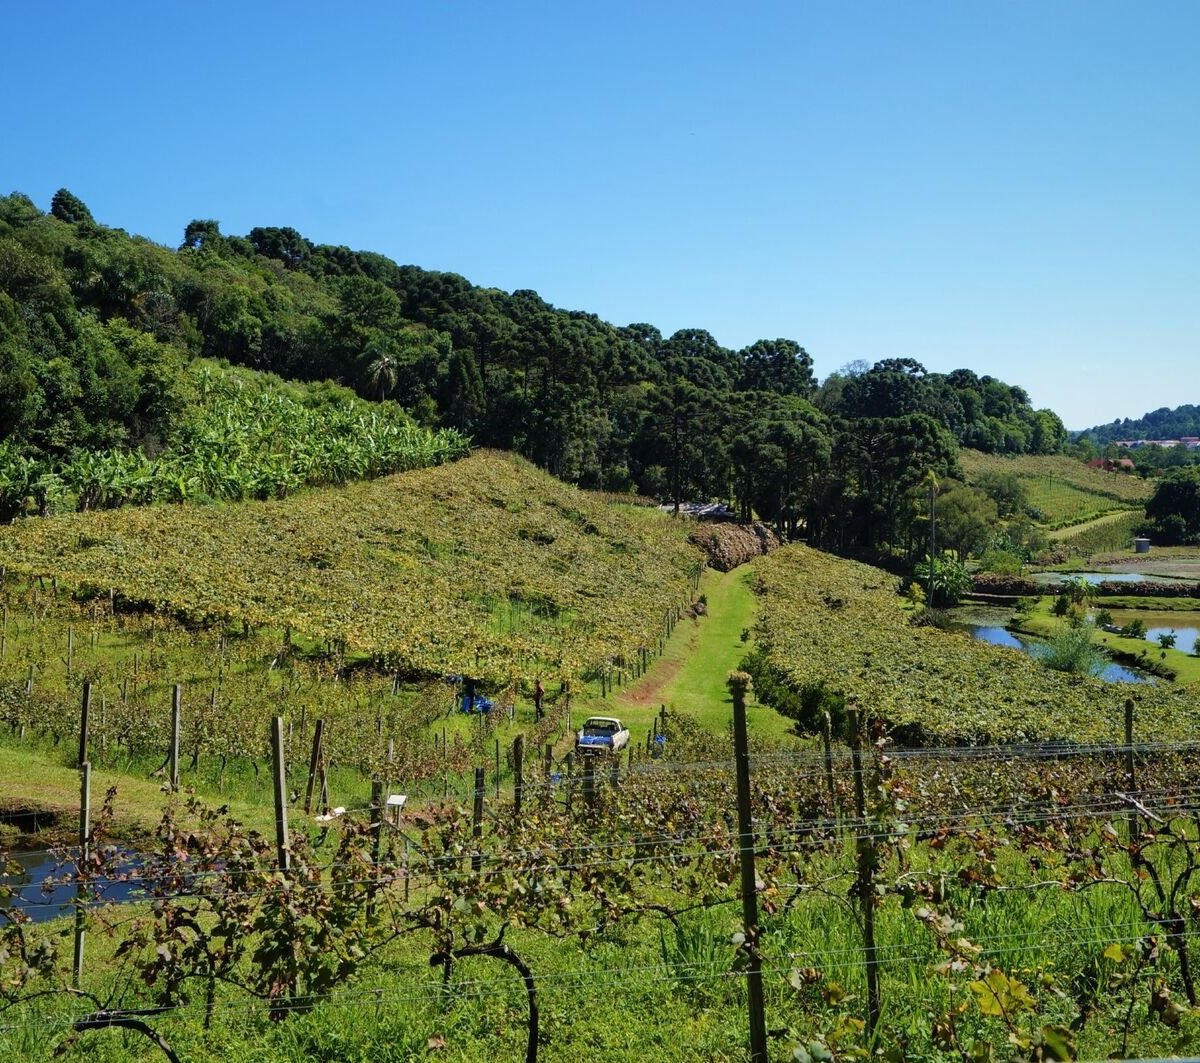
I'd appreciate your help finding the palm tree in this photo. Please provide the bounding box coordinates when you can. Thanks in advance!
[923,469,940,603]
[361,339,398,401]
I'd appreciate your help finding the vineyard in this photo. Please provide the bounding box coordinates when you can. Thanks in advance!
[749,545,1199,743]
[0,451,703,688]
[6,488,1200,1057]
[5,697,1200,1060]
[1049,509,1146,553]
[959,450,1151,530]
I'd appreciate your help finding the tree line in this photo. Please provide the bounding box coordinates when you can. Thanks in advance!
[0,188,1069,559]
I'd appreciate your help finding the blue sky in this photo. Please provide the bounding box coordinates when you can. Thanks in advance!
[4,1,1197,430]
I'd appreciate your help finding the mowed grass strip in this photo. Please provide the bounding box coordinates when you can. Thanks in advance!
[585,564,796,744]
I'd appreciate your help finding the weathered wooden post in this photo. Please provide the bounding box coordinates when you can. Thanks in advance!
[169,684,182,791]
[848,706,880,1038]
[270,717,290,873]
[513,734,525,818]
[304,719,325,815]
[78,681,92,768]
[582,756,596,811]
[728,670,767,1062]
[1124,698,1139,843]
[472,767,485,873]
[822,710,837,814]
[73,760,91,988]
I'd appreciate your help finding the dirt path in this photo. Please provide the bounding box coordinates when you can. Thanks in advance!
[620,630,695,708]
[605,564,793,736]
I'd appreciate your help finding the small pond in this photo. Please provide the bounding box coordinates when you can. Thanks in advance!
[967,625,1154,684]
[1145,625,1199,655]
[1102,609,1200,656]
[1,849,141,923]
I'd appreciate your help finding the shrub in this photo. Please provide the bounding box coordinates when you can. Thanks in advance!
[1031,626,1105,677]
[977,549,1025,577]
[912,551,973,607]
[739,648,846,736]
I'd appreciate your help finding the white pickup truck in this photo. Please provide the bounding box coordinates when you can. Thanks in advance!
[575,716,630,756]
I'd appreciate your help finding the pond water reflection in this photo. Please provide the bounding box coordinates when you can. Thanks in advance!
[1,848,140,922]
[967,625,1154,684]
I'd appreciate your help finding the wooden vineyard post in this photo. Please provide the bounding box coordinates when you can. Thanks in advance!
[169,684,182,791]
[472,767,485,873]
[582,756,596,811]
[2,602,7,658]
[848,707,880,1039]
[495,739,501,799]
[513,735,524,818]
[270,717,290,873]
[544,742,553,781]
[728,671,767,1063]
[304,719,325,815]
[73,760,91,988]
[1124,698,1139,844]
[78,681,92,768]
[822,710,837,814]
[370,777,384,909]
[564,753,573,819]
[403,836,410,903]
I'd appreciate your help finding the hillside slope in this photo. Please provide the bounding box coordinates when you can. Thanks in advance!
[959,449,1150,530]
[0,451,702,685]
[751,544,1198,743]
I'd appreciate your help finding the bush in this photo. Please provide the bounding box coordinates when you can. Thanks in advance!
[1031,625,1105,677]
[912,551,973,607]
[977,549,1024,577]
[739,648,846,736]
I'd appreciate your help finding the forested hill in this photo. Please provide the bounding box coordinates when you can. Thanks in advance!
[1078,405,1200,446]
[1,188,1066,556]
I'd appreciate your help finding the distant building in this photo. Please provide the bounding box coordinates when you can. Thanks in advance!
[1114,438,1200,451]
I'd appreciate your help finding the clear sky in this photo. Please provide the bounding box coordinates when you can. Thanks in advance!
[4,1,1197,430]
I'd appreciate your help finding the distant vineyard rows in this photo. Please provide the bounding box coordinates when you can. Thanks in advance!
[750,545,1198,743]
[960,449,1150,528]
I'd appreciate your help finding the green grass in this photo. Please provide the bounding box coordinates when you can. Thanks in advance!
[1013,597,1200,686]
[0,739,279,844]
[570,564,799,745]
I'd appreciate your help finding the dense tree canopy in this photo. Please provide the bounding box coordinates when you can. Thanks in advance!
[1145,466,1200,545]
[0,189,1072,559]
[1079,404,1200,447]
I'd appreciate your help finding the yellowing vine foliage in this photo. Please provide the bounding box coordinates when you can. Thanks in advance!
[0,451,702,686]
[753,545,1199,743]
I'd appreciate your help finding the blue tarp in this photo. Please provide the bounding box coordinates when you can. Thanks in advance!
[460,694,494,714]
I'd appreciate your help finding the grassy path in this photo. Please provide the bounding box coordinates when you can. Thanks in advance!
[1047,507,1141,543]
[574,563,794,743]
